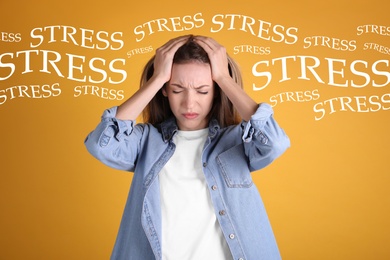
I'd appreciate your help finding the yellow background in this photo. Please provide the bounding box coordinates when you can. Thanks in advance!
[1,0,389,259]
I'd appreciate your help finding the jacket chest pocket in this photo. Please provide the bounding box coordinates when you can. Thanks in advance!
[216,144,253,188]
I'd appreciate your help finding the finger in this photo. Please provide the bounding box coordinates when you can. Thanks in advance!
[194,36,221,50]
[165,36,190,53]
[158,35,190,53]
[193,37,213,53]
[155,39,188,62]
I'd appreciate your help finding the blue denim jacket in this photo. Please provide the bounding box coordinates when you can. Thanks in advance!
[85,103,290,260]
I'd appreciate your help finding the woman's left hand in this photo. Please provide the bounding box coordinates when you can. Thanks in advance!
[194,35,258,121]
[193,36,231,84]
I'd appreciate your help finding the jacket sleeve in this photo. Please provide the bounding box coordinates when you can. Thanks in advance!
[241,103,290,171]
[84,106,145,172]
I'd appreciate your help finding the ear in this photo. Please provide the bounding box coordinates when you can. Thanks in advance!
[162,87,168,97]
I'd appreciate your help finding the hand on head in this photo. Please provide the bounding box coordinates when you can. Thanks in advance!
[152,35,230,86]
[152,35,190,83]
[193,36,231,84]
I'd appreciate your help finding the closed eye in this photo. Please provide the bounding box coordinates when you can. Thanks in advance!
[169,84,211,94]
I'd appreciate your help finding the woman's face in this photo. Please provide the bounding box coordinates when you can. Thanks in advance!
[163,62,214,131]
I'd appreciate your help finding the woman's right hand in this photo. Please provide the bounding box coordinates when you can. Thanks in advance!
[152,35,190,83]
[116,35,189,121]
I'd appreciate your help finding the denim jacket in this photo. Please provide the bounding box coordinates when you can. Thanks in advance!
[85,103,290,260]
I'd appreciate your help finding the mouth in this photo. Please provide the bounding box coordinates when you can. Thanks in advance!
[183,113,199,119]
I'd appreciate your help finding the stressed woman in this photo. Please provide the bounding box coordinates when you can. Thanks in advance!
[85,35,290,260]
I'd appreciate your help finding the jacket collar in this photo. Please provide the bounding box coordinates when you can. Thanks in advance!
[159,117,220,143]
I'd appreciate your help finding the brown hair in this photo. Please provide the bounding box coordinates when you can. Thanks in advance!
[140,36,243,128]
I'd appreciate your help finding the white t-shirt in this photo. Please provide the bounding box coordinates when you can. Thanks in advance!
[159,128,232,260]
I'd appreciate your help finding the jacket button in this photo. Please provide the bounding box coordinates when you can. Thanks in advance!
[203,162,207,167]
[229,234,235,239]
[219,210,226,216]
[211,185,217,190]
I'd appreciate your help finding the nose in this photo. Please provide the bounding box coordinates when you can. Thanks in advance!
[183,91,195,109]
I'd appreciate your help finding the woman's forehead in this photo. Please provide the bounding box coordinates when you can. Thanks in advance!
[170,62,213,85]
[171,62,211,75]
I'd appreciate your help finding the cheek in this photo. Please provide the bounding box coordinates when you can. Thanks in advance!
[204,96,215,108]
[167,95,181,109]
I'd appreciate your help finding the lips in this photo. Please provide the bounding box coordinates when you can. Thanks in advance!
[183,113,199,119]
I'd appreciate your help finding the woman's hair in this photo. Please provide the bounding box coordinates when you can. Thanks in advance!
[140,36,243,128]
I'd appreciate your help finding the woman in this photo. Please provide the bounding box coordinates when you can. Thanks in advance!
[85,35,290,260]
